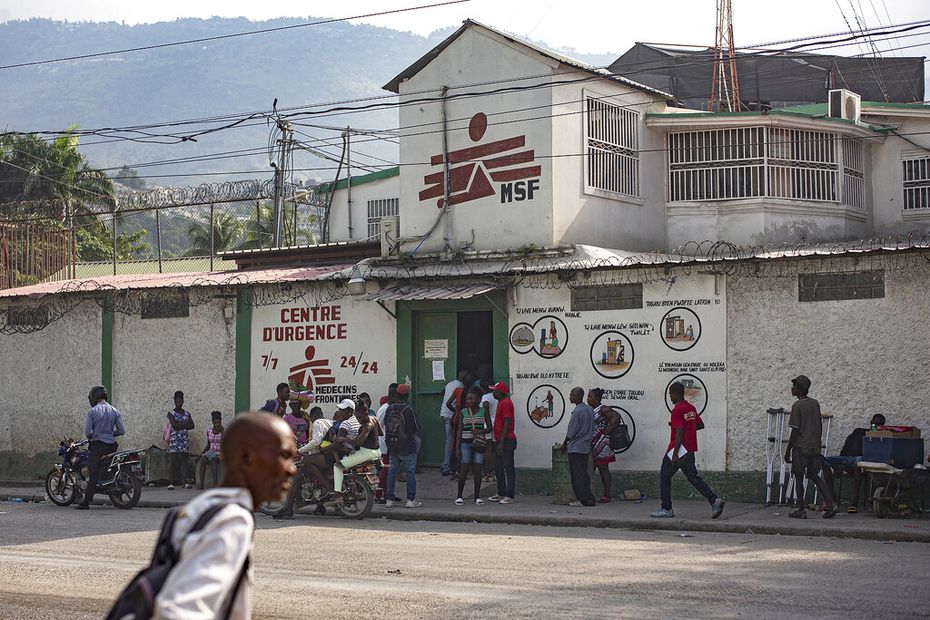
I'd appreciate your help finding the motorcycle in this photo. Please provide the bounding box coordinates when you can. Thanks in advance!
[45,438,145,509]
[259,460,379,520]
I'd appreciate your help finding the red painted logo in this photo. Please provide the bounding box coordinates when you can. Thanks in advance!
[419,112,541,208]
[288,345,336,390]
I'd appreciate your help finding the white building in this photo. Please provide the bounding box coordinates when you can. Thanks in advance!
[1,20,927,501]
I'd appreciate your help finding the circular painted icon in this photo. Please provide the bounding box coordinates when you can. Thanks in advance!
[665,373,708,415]
[509,322,535,354]
[602,402,637,454]
[527,385,565,428]
[660,307,702,351]
[510,316,568,359]
[590,331,634,379]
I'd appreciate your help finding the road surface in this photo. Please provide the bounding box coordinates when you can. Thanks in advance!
[1,502,928,618]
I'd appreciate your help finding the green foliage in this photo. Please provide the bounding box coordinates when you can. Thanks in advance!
[75,223,150,261]
[185,213,244,256]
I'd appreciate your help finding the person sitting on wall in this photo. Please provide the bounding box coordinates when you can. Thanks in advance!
[196,410,224,490]
[822,414,885,514]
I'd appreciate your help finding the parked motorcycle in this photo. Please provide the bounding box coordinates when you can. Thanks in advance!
[45,438,145,509]
[259,460,378,520]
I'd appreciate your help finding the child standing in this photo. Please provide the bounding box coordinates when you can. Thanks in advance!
[196,411,224,490]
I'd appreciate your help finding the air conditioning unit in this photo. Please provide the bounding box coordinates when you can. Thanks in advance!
[828,89,861,123]
[380,216,400,257]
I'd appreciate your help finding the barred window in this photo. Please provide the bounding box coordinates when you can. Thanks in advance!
[668,127,847,203]
[586,95,640,198]
[141,291,190,319]
[6,306,49,328]
[367,198,399,239]
[903,156,930,210]
[798,271,884,302]
[571,284,643,311]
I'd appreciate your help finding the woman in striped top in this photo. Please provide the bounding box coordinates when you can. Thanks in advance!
[454,387,493,506]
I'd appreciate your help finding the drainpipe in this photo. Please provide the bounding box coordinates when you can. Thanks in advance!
[346,127,353,240]
[440,85,453,251]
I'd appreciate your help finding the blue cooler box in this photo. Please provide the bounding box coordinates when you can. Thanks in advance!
[862,437,924,468]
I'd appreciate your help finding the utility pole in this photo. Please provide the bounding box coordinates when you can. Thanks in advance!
[271,117,292,248]
[710,0,741,112]
[345,127,353,240]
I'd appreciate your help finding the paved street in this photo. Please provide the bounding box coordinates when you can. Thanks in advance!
[2,502,929,618]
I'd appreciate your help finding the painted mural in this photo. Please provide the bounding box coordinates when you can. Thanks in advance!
[250,298,397,409]
[509,275,727,470]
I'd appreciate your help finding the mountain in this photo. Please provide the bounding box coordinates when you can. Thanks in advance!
[0,17,622,188]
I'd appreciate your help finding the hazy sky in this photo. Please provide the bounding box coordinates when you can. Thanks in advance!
[1,0,928,57]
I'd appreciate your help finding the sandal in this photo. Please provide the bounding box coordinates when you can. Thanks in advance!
[474,498,485,505]
[598,496,611,504]
[455,497,464,505]
[847,506,858,514]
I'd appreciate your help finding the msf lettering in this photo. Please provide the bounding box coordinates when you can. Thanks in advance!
[500,179,540,203]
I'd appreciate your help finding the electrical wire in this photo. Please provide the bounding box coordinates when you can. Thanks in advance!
[0,1,470,71]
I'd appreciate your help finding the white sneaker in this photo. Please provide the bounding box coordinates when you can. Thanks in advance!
[166,484,175,490]
[488,494,502,502]
[499,497,514,504]
[405,500,422,508]
[568,500,583,507]
[385,500,395,508]
[184,483,193,489]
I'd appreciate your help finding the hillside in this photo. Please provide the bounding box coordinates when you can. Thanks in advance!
[0,17,619,188]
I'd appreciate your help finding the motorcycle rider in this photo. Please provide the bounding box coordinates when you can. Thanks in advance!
[75,385,125,510]
[331,399,381,503]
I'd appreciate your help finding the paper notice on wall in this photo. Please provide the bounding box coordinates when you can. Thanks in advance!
[424,339,448,359]
[432,360,445,381]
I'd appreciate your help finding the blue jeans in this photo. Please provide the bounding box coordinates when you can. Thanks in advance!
[386,453,417,501]
[495,439,517,498]
[441,417,453,473]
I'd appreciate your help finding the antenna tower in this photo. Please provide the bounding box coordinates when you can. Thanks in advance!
[710,0,741,111]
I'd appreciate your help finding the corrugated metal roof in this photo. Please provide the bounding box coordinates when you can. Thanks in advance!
[367,283,499,302]
[0,264,353,300]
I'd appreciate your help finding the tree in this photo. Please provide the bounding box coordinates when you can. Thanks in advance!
[0,130,116,222]
[75,221,151,261]
[185,213,244,256]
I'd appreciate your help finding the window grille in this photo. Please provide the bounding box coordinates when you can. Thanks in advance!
[903,156,930,210]
[6,306,49,328]
[668,127,855,204]
[571,284,643,311]
[842,137,865,209]
[586,97,640,198]
[798,271,884,302]
[141,291,189,319]
[367,198,399,239]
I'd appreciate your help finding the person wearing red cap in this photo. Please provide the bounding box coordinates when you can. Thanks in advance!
[487,381,516,504]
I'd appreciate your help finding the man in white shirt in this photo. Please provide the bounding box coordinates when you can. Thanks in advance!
[152,412,297,619]
[480,385,498,482]
[440,371,466,476]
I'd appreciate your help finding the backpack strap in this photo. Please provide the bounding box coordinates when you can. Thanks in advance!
[152,507,183,564]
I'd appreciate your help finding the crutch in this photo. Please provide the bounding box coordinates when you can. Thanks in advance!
[765,408,782,505]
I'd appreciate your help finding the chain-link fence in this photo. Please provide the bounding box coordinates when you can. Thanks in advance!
[1,181,326,287]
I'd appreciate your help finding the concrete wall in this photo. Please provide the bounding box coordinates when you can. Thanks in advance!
[867,113,930,236]
[667,199,869,249]
[326,174,400,243]
[397,27,555,253]
[0,301,101,454]
[111,297,237,454]
[550,77,667,251]
[726,255,930,470]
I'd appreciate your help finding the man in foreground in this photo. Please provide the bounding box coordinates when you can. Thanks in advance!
[153,412,297,618]
[652,382,724,519]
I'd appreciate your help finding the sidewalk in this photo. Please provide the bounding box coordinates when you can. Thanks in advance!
[4,471,928,543]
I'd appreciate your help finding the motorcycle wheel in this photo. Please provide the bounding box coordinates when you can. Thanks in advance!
[45,468,76,506]
[335,477,374,519]
[109,470,142,509]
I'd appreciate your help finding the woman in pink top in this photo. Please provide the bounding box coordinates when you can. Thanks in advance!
[196,411,224,489]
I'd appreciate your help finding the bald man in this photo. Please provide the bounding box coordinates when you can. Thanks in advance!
[153,412,297,619]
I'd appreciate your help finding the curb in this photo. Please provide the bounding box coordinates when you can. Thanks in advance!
[4,492,927,543]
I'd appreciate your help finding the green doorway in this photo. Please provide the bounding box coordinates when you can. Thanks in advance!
[395,291,509,466]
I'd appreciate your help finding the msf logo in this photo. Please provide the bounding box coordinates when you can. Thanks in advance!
[288,345,336,391]
[419,112,541,208]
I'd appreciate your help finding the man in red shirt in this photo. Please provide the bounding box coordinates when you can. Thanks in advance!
[651,381,725,519]
[487,382,517,504]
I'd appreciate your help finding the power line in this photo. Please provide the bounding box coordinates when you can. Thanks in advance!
[0,1,470,71]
